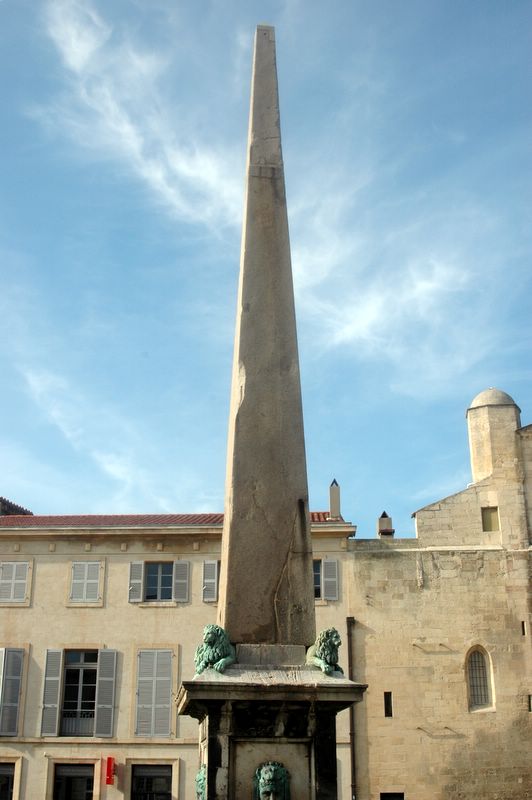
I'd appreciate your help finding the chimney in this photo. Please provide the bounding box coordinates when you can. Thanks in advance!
[377,511,395,538]
[328,479,341,520]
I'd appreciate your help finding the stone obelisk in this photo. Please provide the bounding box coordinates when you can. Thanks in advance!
[178,27,366,799]
[217,24,315,646]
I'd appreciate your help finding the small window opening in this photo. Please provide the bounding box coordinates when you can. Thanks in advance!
[313,560,322,599]
[528,695,532,713]
[380,794,405,800]
[481,506,499,532]
[145,562,173,601]
[0,764,15,800]
[521,621,527,636]
[384,691,393,718]
[467,648,492,709]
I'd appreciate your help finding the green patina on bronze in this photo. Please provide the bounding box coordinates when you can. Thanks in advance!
[195,764,206,799]
[194,624,236,674]
[253,761,290,800]
[306,627,344,675]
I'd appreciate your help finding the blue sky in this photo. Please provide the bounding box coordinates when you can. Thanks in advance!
[1,0,531,537]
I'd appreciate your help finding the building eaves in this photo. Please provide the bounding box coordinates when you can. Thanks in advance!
[0,511,343,530]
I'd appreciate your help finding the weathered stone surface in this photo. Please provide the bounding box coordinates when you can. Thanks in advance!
[217,25,315,646]
[236,643,306,665]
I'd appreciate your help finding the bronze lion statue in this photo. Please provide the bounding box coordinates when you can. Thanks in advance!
[306,627,343,675]
[195,764,206,799]
[194,624,236,674]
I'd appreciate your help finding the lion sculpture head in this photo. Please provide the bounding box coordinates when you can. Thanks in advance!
[253,761,290,800]
[194,624,236,674]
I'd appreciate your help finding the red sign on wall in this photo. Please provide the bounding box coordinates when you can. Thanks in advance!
[105,757,116,785]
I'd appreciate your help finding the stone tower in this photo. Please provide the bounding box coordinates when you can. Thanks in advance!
[467,387,522,482]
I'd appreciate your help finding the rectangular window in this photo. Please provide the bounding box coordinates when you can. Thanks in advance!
[481,506,499,531]
[202,561,219,602]
[129,562,189,603]
[528,695,532,713]
[131,765,172,800]
[70,562,101,603]
[313,559,339,601]
[41,649,117,737]
[0,563,29,603]
[145,563,173,601]
[53,764,94,800]
[135,650,173,737]
[384,691,393,717]
[0,764,15,800]
[61,651,98,736]
[0,649,25,736]
[380,794,404,800]
[313,560,322,598]
[521,621,526,636]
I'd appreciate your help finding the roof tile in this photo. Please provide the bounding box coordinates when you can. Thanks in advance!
[0,511,338,528]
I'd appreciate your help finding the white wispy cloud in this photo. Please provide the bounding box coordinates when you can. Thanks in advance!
[37,0,242,229]
[33,0,514,398]
[20,365,170,511]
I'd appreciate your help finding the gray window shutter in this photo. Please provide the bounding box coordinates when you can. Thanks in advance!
[94,649,117,737]
[172,561,189,603]
[0,648,24,736]
[0,563,28,602]
[0,565,12,601]
[41,649,64,736]
[70,563,86,601]
[136,650,172,737]
[202,561,218,602]
[12,563,28,601]
[71,562,100,602]
[136,650,155,736]
[323,560,339,601]
[85,562,100,601]
[153,650,172,736]
[129,562,144,603]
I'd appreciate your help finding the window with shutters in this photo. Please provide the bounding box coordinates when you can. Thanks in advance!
[135,650,173,737]
[313,559,339,601]
[0,563,31,605]
[466,647,494,710]
[128,562,189,604]
[202,561,219,602]
[41,649,117,737]
[0,649,24,736]
[68,562,103,605]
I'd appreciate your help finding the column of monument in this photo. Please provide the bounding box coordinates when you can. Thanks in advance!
[177,26,366,800]
[217,24,315,647]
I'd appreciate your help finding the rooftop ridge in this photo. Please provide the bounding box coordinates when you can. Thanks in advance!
[0,511,341,528]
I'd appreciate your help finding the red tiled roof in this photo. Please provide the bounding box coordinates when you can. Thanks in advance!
[0,511,339,529]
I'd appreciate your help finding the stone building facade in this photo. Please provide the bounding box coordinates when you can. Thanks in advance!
[0,387,530,799]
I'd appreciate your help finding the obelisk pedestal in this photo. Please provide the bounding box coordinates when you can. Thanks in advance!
[177,26,366,799]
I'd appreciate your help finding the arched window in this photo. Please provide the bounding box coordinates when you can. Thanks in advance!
[466,647,492,710]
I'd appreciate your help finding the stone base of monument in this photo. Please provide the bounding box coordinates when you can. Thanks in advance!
[177,645,366,799]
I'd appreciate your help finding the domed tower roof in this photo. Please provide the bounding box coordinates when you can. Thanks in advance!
[468,388,521,413]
